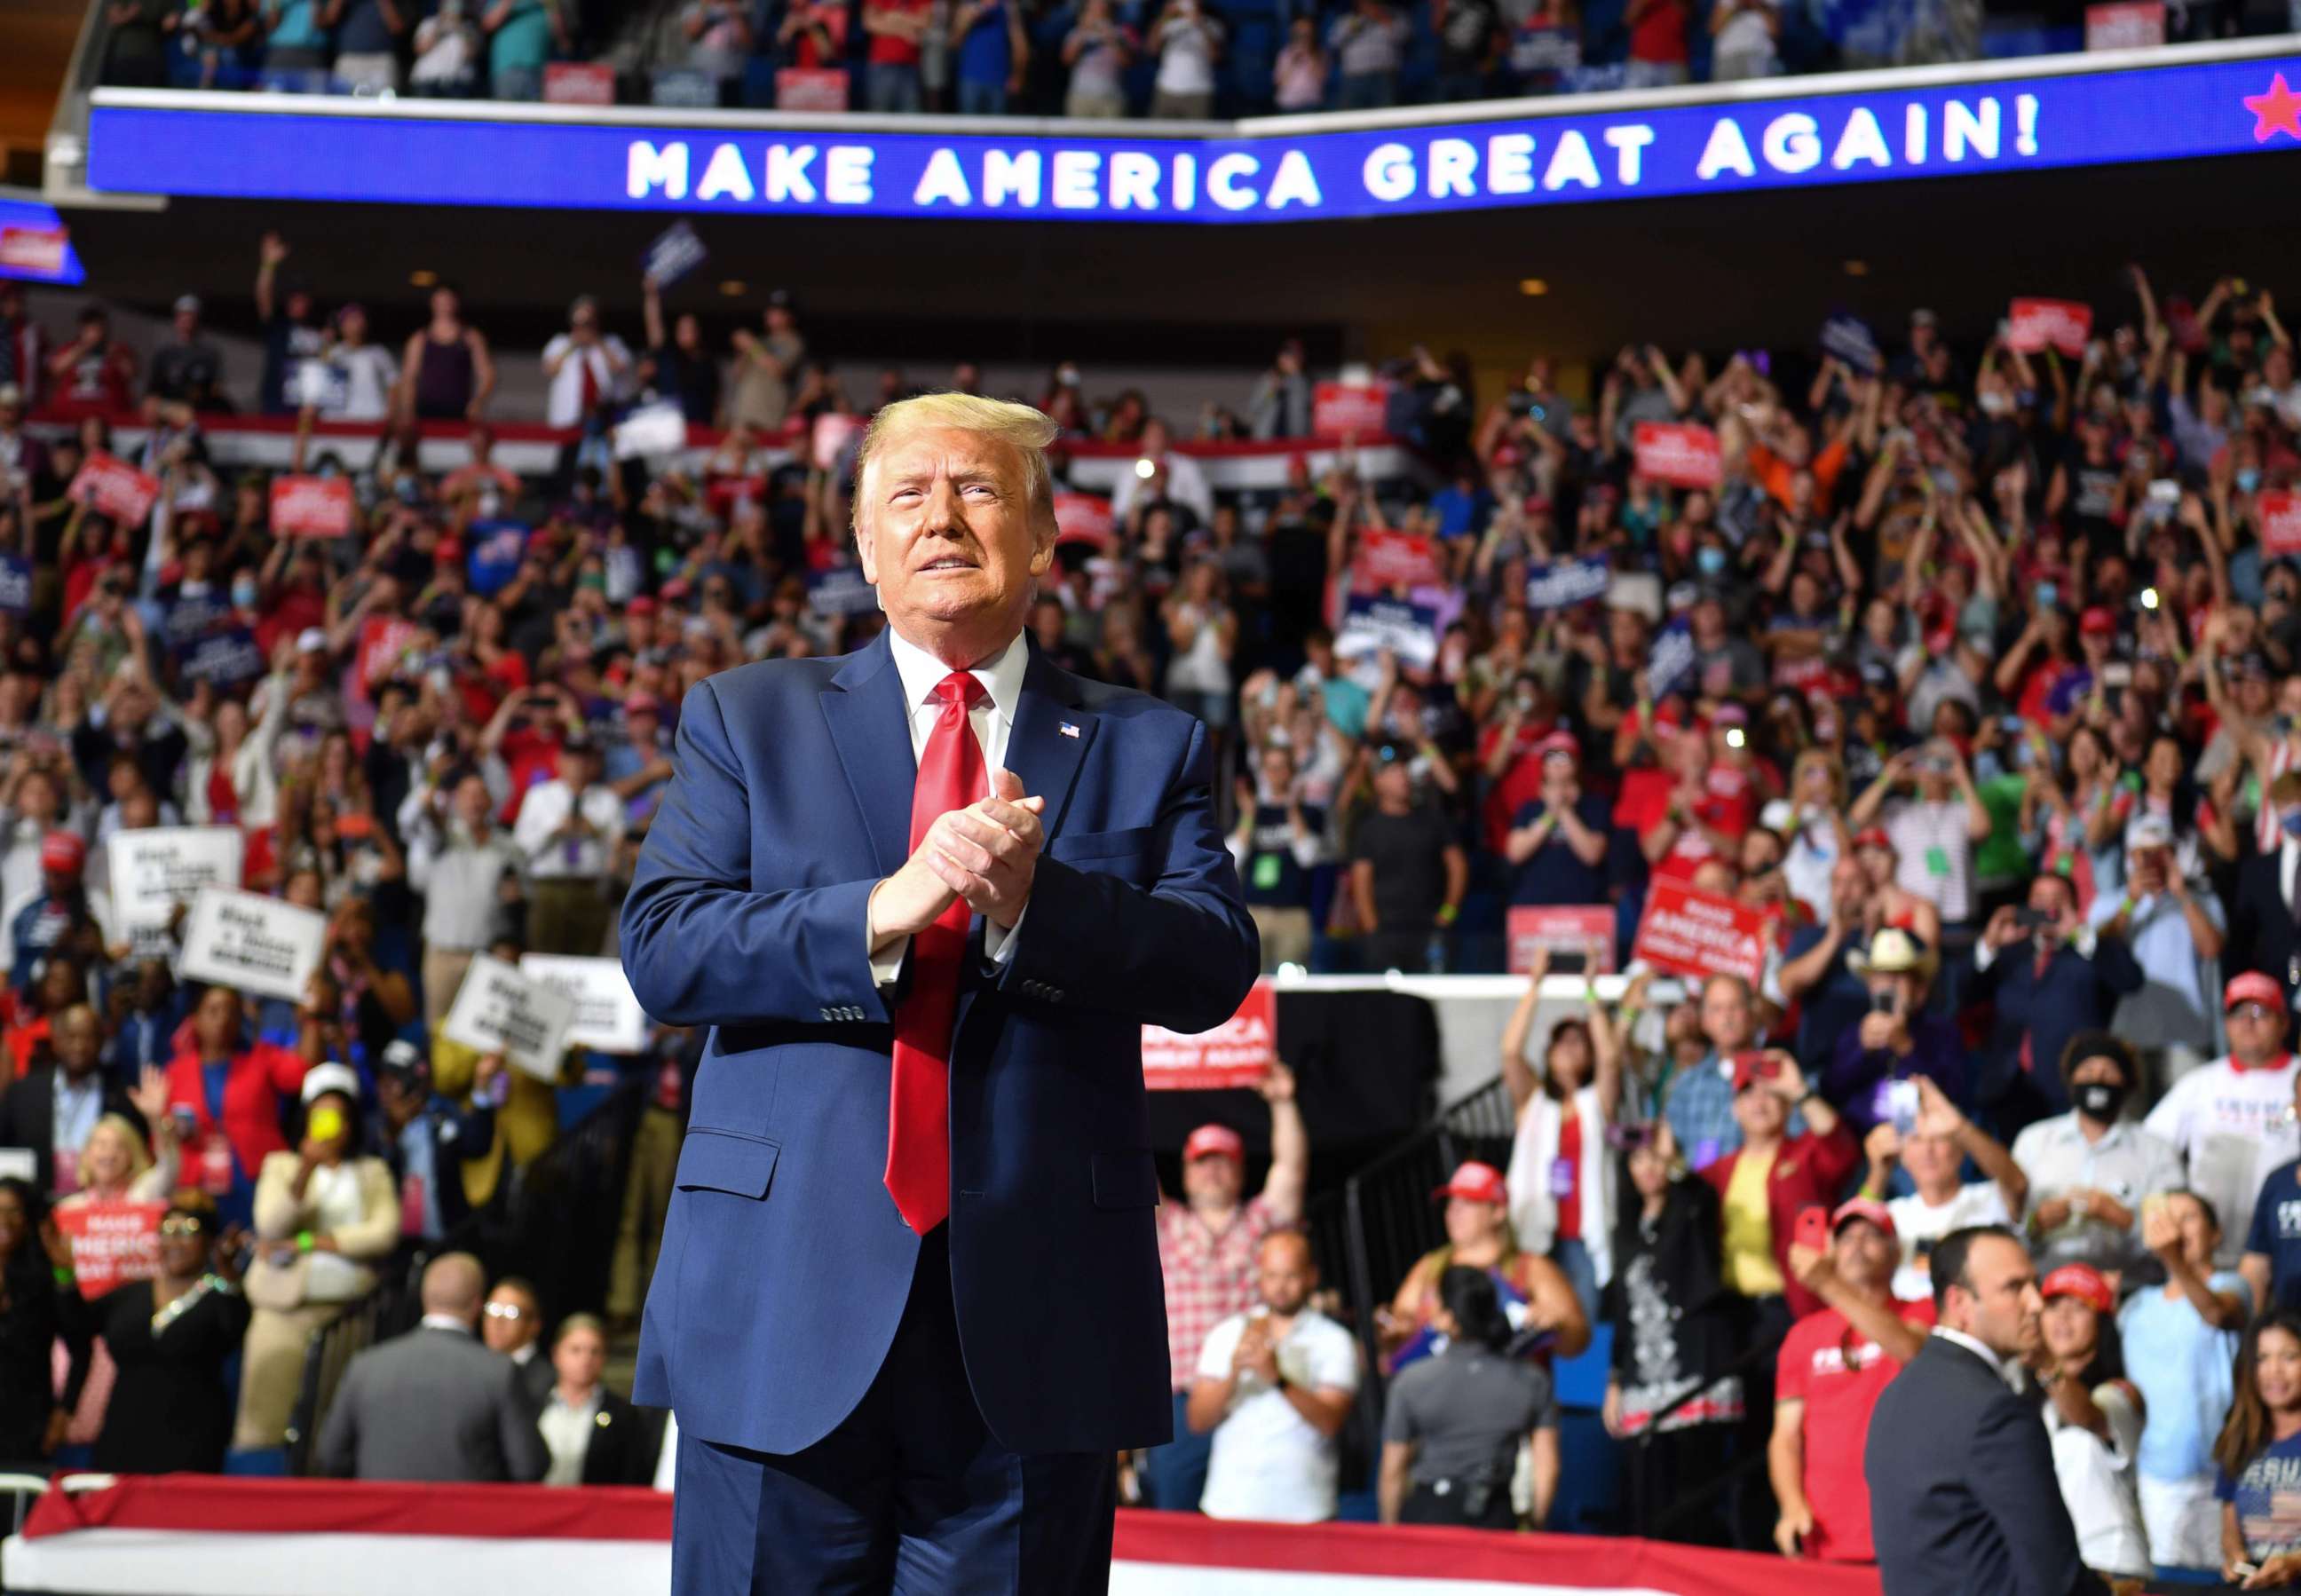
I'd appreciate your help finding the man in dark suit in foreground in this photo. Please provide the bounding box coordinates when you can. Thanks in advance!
[317,1252,548,1483]
[1865,1225,2108,1596]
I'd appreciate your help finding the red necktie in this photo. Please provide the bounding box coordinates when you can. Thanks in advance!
[576,349,598,418]
[884,671,986,1234]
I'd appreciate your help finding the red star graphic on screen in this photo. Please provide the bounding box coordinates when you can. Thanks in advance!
[2245,72,2301,143]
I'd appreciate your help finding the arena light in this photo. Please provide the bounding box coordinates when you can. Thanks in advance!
[407,269,437,288]
[717,280,747,296]
[1843,259,1870,276]
[1518,278,1549,296]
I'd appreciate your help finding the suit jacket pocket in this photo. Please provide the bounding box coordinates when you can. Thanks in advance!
[1049,826,1155,865]
[675,1127,781,1199]
[1090,1149,1160,1210]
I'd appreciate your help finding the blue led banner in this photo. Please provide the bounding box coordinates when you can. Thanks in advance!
[85,55,2301,225]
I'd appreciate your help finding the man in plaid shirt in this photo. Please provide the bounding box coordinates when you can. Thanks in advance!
[1142,1063,1308,1511]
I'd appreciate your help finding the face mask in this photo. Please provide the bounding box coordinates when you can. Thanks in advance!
[1696,546,1727,576]
[2072,1079,2129,1121]
[579,573,606,594]
[2239,468,2263,494]
[232,579,259,609]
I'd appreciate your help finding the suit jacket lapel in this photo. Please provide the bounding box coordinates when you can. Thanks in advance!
[821,631,918,877]
[1003,639,1095,842]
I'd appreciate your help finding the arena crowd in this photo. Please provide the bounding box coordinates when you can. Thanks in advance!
[4,246,2301,1584]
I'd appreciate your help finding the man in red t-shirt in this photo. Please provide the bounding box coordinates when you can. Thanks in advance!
[1620,721,1754,883]
[1770,1199,1935,1563]
[862,0,932,109]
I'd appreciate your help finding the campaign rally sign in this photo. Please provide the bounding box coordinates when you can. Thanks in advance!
[178,627,265,689]
[108,827,245,932]
[2007,297,2094,357]
[2260,490,2301,555]
[1647,620,1697,699]
[521,953,650,1055]
[1311,381,1393,439]
[1506,905,1618,975]
[268,474,354,538]
[811,411,864,472]
[178,888,326,1004]
[1525,557,1612,611]
[1356,528,1444,590]
[807,565,879,616]
[1819,312,1883,375]
[613,402,688,460]
[1143,981,1276,1090]
[68,451,162,526]
[2085,1,2163,49]
[1632,423,1722,490]
[1052,491,1117,549]
[1631,881,1767,984]
[52,1201,165,1299]
[640,218,708,287]
[444,954,577,1081]
[1335,595,1440,669]
[0,554,28,615]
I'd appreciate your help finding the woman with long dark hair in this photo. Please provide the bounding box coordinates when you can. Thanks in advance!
[2033,1263,2148,1578]
[1599,1121,1741,1546]
[2213,1307,2301,1587]
[0,1177,87,1463]
[1378,1265,1560,1530]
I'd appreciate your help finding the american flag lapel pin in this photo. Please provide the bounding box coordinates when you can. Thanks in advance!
[1059,721,1081,739]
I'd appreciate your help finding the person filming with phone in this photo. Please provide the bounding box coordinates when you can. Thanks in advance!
[1965,872,2144,1139]
[1822,926,1969,1135]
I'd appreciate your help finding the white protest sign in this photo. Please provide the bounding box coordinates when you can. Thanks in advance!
[177,889,326,1003]
[519,954,649,1055]
[614,402,689,461]
[443,954,577,1080]
[108,827,245,930]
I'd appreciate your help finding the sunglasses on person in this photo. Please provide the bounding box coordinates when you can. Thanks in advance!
[484,1302,526,1321]
[158,1216,209,1238]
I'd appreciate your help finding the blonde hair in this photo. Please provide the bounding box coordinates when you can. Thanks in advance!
[78,1113,153,1192]
[851,391,1058,540]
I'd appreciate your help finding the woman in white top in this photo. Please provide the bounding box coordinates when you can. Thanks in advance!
[2035,1261,2151,1579]
[1778,749,1848,924]
[1162,559,1237,731]
[1500,952,1628,1321]
[232,1063,399,1450]
[182,656,292,831]
[59,1104,179,1211]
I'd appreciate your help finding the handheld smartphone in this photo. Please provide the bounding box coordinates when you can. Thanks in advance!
[1869,988,1900,1015]
[1883,1078,1921,1137]
[1793,1205,1831,1252]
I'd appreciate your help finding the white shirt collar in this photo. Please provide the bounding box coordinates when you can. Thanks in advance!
[421,1314,475,1336]
[1931,1325,2020,1391]
[885,627,1027,730]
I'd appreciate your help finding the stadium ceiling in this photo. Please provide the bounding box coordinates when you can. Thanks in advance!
[51,147,2296,367]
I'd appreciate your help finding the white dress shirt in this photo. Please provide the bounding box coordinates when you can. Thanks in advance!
[868,628,1031,988]
[539,1385,605,1486]
[514,780,627,881]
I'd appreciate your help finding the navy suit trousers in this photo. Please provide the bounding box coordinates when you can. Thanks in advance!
[671,1225,1118,1595]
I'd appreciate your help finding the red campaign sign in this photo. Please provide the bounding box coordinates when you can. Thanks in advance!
[542,62,617,104]
[2084,0,2163,47]
[1631,423,1722,490]
[1143,981,1276,1091]
[52,1201,165,1299]
[2006,298,2095,358]
[1506,905,1617,976]
[269,474,355,538]
[776,68,850,113]
[67,451,162,527]
[1354,528,1443,590]
[810,412,863,472]
[1631,881,1767,985]
[1052,491,1117,549]
[1310,381,1392,440]
[2261,490,2301,555]
[0,225,68,276]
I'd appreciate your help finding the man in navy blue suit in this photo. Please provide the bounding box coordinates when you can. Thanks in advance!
[621,391,1260,1594]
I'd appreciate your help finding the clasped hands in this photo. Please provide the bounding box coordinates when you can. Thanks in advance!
[868,767,1047,950]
